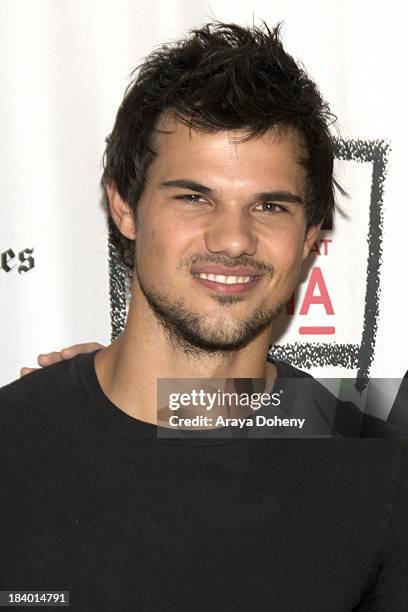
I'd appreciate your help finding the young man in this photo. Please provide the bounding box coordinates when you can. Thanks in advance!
[1,22,407,610]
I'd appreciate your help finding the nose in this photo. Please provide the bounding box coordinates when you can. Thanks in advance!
[204,207,257,258]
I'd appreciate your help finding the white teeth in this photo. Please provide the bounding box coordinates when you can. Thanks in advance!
[196,273,253,284]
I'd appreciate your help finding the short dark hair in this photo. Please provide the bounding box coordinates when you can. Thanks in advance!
[102,21,341,272]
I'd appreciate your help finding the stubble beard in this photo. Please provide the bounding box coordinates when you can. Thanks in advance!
[138,275,287,358]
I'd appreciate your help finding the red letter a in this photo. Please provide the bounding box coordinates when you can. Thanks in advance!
[299,267,334,315]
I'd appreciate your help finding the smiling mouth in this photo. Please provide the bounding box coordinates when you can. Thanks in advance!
[192,272,262,294]
[195,272,256,284]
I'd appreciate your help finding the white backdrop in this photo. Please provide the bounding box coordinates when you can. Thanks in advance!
[1,0,407,399]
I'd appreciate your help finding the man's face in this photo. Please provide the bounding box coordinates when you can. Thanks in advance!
[127,117,319,353]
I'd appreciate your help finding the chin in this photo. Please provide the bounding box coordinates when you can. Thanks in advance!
[139,278,285,353]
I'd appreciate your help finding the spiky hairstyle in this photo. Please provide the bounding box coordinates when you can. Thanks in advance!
[102,22,339,271]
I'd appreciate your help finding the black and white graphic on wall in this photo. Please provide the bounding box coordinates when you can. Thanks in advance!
[0,248,35,274]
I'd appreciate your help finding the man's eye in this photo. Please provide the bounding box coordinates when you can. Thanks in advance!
[255,202,286,214]
[175,194,207,203]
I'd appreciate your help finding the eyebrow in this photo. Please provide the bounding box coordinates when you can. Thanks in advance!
[158,179,214,195]
[158,179,303,204]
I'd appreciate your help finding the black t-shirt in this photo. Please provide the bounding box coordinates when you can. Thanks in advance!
[388,371,408,435]
[0,352,407,611]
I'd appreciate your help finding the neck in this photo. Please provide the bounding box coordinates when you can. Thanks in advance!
[95,289,276,424]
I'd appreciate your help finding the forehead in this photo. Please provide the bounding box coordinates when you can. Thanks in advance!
[149,115,307,196]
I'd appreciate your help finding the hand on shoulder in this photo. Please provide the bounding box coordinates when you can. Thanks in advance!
[20,342,105,377]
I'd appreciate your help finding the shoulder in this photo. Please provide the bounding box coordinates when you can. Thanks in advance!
[357,439,408,608]
[0,356,84,434]
[270,358,313,380]
[270,358,403,438]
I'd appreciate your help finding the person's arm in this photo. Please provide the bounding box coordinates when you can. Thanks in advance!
[387,371,408,435]
[353,441,408,610]
[20,342,104,376]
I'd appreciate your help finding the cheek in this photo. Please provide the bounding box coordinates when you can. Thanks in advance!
[136,219,190,275]
[266,229,305,270]
[135,227,160,274]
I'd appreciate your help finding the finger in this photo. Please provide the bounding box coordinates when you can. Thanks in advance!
[37,352,63,366]
[60,342,104,359]
[20,367,39,377]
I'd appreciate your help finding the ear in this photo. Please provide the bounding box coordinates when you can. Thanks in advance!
[302,222,323,260]
[106,183,137,239]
